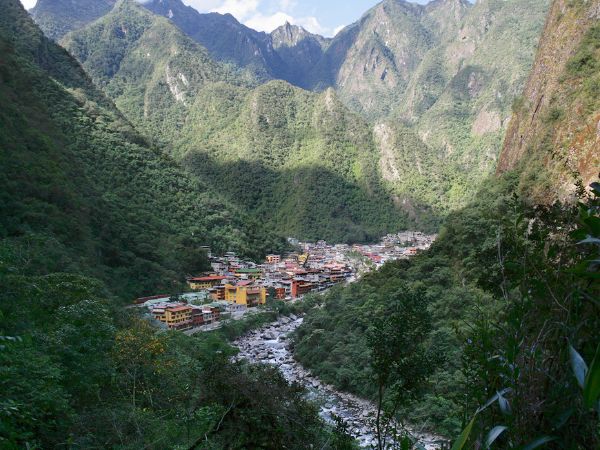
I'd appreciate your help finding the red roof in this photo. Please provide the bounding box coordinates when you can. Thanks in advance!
[168,305,192,313]
[188,276,227,282]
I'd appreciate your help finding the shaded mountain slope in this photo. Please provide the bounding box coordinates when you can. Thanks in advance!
[62,2,419,241]
[0,0,284,299]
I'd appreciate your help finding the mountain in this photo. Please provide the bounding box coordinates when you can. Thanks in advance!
[0,0,284,299]
[142,0,330,85]
[30,0,117,40]
[498,0,600,201]
[33,0,552,225]
[175,81,417,242]
[139,0,551,215]
[270,22,330,87]
[293,0,599,444]
[62,1,420,242]
[60,0,253,145]
[141,0,286,81]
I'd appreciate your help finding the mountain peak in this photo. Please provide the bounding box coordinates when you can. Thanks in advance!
[271,22,326,49]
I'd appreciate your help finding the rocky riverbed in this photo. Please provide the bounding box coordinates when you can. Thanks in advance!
[233,315,443,449]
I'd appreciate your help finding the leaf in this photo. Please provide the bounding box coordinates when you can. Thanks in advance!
[569,344,588,389]
[583,216,600,236]
[583,344,600,409]
[551,408,573,430]
[484,425,507,448]
[451,415,476,450]
[478,388,512,413]
[577,237,600,245]
[520,436,557,450]
[497,391,512,415]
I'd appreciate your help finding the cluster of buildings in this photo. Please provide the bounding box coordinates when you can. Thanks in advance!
[134,294,226,331]
[134,232,436,332]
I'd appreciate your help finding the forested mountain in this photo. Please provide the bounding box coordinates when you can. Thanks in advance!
[61,1,418,242]
[1,2,336,448]
[294,0,599,447]
[0,0,283,299]
[31,0,552,235]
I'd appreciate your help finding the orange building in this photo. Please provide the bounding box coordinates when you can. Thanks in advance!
[291,280,314,299]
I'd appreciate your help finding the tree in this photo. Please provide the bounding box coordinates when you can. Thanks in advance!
[366,287,433,449]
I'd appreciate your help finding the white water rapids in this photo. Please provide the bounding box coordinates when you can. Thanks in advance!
[232,315,444,449]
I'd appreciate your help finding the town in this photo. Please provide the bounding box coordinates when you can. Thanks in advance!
[134,232,436,332]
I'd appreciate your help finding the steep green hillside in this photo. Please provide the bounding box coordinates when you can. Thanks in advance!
[61,0,256,146]
[324,0,550,217]
[134,0,553,221]
[0,6,338,449]
[293,0,599,446]
[62,2,419,241]
[177,82,417,241]
[40,0,553,231]
[0,0,283,299]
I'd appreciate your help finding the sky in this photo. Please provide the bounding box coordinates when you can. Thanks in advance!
[20,0,435,37]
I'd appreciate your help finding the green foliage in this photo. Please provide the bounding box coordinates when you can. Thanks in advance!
[61,2,418,242]
[295,173,600,448]
[0,269,339,448]
[0,0,285,299]
[294,175,518,437]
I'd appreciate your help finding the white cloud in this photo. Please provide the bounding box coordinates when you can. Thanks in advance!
[278,0,296,12]
[211,0,260,21]
[244,11,292,32]
[333,24,346,36]
[182,0,227,11]
[20,0,37,9]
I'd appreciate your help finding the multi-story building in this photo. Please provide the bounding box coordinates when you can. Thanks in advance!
[187,275,227,290]
[234,268,263,280]
[224,281,266,307]
[265,254,281,264]
[291,279,315,298]
[152,304,192,330]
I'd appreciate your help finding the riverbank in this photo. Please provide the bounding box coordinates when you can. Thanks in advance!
[233,315,444,449]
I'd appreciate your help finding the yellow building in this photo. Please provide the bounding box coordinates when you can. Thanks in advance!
[224,281,266,307]
[187,275,227,290]
[152,304,192,330]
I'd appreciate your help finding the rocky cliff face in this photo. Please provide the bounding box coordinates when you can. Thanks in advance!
[498,0,600,201]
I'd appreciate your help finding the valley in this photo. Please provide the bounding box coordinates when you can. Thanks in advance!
[234,316,444,449]
[1,0,598,448]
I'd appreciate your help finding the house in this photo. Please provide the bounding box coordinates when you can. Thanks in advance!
[152,304,192,330]
[224,281,266,307]
[209,285,225,301]
[274,287,286,300]
[187,275,227,290]
[191,306,205,327]
[266,254,281,264]
[291,279,314,298]
[234,268,263,280]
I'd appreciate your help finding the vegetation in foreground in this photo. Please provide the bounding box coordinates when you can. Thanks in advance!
[294,175,600,447]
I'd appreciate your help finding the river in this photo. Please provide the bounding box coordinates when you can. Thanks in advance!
[233,315,444,449]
